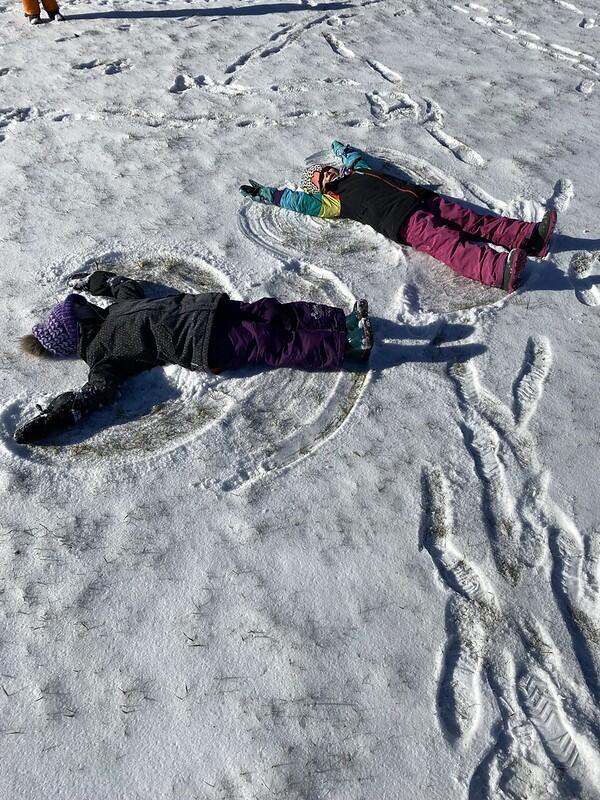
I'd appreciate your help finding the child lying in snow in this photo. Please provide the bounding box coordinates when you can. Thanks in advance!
[14,271,373,444]
[241,141,557,294]
[22,0,64,24]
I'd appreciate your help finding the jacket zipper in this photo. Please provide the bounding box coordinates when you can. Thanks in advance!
[351,169,421,200]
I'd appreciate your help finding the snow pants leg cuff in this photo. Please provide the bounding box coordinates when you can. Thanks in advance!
[41,0,59,14]
[22,0,41,16]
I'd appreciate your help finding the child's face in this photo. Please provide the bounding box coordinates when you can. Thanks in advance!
[319,167,340,192]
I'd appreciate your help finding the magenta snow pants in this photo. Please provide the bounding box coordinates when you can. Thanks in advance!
[208,298,347,372]
[398,195,537,287]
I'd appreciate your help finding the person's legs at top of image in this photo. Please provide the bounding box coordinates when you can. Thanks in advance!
[422,194,538,251]
[22,0,41,23]
[398,206,524,289]
[426,195,557,260]
[41,0,64,20]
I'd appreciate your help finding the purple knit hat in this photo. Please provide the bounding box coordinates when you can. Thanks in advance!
[32,294,80,356]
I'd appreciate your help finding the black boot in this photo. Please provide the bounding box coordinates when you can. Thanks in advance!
[525,209,557,258]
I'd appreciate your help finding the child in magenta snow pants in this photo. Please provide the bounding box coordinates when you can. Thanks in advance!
[398,195,537,287]
[241,141,557,293]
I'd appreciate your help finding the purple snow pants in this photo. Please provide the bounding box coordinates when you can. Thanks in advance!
[398,195,537,288]
[208,298,347,372]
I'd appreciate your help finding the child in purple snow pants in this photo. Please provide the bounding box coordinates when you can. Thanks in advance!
[208,297,349,372]
[398,194,537,288]
[13,271,373,445]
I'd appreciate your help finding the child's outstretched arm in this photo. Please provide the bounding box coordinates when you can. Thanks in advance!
[14,362,132,444]
[240,179,340,219]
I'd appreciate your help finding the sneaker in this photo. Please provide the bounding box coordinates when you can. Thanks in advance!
[29,15,42,24]
[525,209,557,258]
[48,11,65,21]
[501,248,527,293]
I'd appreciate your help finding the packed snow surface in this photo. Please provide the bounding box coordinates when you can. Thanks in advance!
[1,0,600,798]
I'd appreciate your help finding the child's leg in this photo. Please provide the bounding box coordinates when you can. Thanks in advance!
[399,208,510,287]
[425,194,536,250]
[208,298,347,371]
[283,300,349,369]
[252,298,347,370]
[22,0,41,16]
[40,0,59,13]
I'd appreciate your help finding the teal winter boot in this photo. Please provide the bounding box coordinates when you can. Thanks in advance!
[345,299,373,361]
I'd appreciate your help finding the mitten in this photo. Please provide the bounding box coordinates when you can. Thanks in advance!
[68,270,117,295]
[14,393,77,444]
[239,180,274,204]
[87,270,119,296]
[68,271,94,291]
[15,412,62,444]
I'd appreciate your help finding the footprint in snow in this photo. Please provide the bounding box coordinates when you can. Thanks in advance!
[568,252,600,307]
[169,74,195,93]
[421,340,600,795]
[104,60,132,75]
[72,59,132,75]
[0,106,35,127]
[0,106,36,142]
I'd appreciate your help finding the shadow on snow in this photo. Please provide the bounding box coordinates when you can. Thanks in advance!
[65,3,351,22]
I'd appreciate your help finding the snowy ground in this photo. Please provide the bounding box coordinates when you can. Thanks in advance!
[1,0,600,798]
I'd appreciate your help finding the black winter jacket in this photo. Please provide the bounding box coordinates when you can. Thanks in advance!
[334,170,424,242]
[33,272,225,435]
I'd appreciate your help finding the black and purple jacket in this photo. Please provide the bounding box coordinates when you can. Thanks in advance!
[265,141,425,241]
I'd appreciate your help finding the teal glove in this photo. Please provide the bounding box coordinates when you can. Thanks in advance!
[331,140,347,158]
[239,180,275,204]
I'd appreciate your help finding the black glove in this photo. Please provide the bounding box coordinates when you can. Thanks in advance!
[69,276,90,291]
[68,270,117,295]
[14,393,76,445]
[239,180,274,204]
[68,271,94,291]
[240,179,262,198]
[15,413,61,444]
